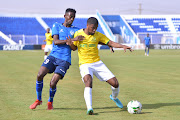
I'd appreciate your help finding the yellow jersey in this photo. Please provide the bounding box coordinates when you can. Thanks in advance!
[73,29,110,66]
[45,33,53,45]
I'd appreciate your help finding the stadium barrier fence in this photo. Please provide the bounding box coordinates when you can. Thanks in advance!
[137,32,180,44]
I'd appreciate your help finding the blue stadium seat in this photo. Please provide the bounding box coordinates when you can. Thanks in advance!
[126,18,169,33]
[172,18,180,32]
[42,17,104,34]
[102,15,120,34]
[0,17,45,35]
[0,36,10,45]
[0,16,105,45]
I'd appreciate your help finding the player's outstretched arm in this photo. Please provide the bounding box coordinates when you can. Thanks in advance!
[98,42,114,53]
[107,40,133,52]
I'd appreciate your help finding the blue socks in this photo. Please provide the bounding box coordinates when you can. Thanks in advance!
[145,48,149,55]
[36,80,56,102]
[36,80,43,101]
[48,88,56,102]
[147,48,149,55]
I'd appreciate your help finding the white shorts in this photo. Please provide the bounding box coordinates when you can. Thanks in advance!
[79,60,115,82]
[44,45,52,52]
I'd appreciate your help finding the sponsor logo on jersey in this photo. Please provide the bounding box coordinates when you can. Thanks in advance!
[91,37,97,42]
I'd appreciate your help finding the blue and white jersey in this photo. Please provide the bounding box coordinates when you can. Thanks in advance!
[144,37,151,45]
[49,22,79,64]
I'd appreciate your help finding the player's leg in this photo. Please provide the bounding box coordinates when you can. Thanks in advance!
[93,61,123,108]
[36,66,50,100]
[107,77,119,98]
[147,45,150,56]
[107,77,123,108]
[29,66,49,109]
[47,73,62,110]
[47,58,70,110]
[106,77,119,99]
[145,45,147,55]
[80,64,94,115]
[30,56,55,109]
[83,74,93,115]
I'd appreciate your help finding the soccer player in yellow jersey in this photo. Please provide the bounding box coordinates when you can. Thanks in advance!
[66,17,133,115]
[43,28,53,60]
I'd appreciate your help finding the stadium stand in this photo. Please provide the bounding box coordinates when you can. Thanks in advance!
[0,16,105,45]
[1,14,180,45]
[126,18,169,33]
[0,36,10,45]
[102,15,170,34]
[42,17,104,34]
[0,17,45,35]
[172,18,180,32]
[102,15,120,34]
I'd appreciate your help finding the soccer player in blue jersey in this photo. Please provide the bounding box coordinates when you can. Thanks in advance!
[144,33,151,56]
[29,8,84,110]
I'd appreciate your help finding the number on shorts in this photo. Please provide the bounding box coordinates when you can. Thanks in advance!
[44,59,49,64]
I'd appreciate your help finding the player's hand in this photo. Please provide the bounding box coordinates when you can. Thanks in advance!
[66,36,73,45]
[123,46,133,52]
[110,46,114,53]
[72,35,85,41]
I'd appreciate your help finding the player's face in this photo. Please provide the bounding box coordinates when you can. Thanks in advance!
[87,24,98,35]
[47,28,50,33]
[64,12,75,25]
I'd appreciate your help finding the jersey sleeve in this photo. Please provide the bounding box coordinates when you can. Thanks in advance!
[52,22,59,36]
[98,32,110,44]
[73,31,79,46]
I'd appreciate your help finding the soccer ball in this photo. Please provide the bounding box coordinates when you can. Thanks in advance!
[127,100,142,114]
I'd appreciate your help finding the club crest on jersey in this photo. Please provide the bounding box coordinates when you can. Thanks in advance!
[91,37,97,42]
[70,30,74,35]
[60,29,64,32]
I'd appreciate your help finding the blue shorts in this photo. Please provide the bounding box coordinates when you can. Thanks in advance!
[41,56,70,78]
[146,45,150,48]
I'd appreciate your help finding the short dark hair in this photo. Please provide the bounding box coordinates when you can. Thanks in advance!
[87,17,98,26]
[65,8,76,14]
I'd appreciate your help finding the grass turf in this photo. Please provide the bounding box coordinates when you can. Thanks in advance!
[0,49,180,120]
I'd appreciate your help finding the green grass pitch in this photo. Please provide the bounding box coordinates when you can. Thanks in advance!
[0,49,180,120]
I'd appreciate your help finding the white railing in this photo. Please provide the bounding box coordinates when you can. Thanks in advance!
[137,32,180,44]
[0,34,46,45]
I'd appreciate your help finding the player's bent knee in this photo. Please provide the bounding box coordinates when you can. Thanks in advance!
[107,77,119,88]
[84,79,92,84]
[113,83,119,88]
[114,80,119,88]
[37,73,44,81]
[50,81,57,89]
[83,75,92,87]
